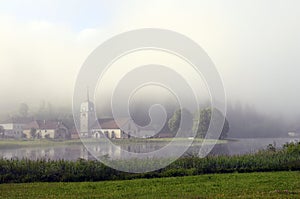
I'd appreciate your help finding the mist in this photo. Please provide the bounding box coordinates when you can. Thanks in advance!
[1,0,300,138]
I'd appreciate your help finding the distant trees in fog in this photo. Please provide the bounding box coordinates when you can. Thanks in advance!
[167,101,291,139]
[168,108,194,134]
[226,102,287,138]
[193,108,229,139]
[8,101,75,129]
[2,99,295,138]
[168,108,229,139]
[18,103,29,117]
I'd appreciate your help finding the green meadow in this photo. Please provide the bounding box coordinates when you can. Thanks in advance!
[0,171,299,198]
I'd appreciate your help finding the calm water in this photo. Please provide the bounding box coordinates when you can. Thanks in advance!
[0,138,298,161]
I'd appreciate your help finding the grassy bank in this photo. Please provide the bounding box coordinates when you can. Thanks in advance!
[0,138,227,149]
[0,139,84,149]
[0,171,299,198]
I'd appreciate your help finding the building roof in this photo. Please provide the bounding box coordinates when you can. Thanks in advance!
[24,120,67,130]
[69,127,79,135]
[91,118,130,129]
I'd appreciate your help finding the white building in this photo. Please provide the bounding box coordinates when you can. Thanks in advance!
[0,118,32,139]
[91,118,133,139]
[288,132,300,137]
[79,89,96,137]
[23,120,70,139]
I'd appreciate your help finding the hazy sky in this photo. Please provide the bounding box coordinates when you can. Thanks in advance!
[0,0,300,117]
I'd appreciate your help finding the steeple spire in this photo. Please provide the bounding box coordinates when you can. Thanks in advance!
[87,86,89,102]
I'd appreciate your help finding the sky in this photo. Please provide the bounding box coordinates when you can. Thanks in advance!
[0,0,300,118]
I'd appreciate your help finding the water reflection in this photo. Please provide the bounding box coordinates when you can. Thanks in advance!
[0,138,297,161]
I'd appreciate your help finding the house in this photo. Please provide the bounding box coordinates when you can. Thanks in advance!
[91,118,133,139]
[90,118,163,139]
[69,127,80,139]
[23,120,70,139]
[0,117,32,139]
[288,132,300,137]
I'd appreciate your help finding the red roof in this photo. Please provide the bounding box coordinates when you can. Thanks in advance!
[24,120,66,130]
[92,118,130,129]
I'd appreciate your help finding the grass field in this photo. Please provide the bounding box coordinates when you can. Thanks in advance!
[0,171,299,198]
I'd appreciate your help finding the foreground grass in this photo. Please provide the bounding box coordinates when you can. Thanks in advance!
[0,171,299,198]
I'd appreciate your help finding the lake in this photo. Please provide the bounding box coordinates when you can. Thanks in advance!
[0,138,298,161]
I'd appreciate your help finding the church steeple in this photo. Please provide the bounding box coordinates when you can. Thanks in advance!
[80,86,95,137]
[87,86,89,102]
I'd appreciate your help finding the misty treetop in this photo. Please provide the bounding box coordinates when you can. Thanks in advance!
[193,108,229,139]
[2,100,295,139]
[168,108,194,134]
[18,103,29,117]
[168,107,229,139]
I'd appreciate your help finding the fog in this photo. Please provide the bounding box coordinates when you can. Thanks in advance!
[1,0,300,137]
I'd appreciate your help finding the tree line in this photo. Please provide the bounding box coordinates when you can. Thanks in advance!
[168,108,229,139]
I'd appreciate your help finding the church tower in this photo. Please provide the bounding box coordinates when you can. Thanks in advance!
[80,88,95,137]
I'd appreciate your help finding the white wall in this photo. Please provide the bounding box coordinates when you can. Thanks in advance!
[0,123,24,138]
[92,128,122,139]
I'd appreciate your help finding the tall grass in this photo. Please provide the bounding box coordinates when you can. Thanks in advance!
[0,142,299,183]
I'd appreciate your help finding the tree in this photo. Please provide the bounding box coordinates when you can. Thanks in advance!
[194,108,211,138]
[194,108,229,139]
[168,109,180,133]
[21,133,27,139]
[19,103,29,117]
[30,128,37,139]
[168,108,193,135]
[0,126,4,138]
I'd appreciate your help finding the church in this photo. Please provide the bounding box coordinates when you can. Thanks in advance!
[79,90,133,139]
